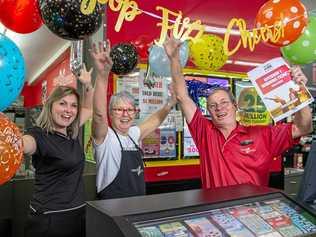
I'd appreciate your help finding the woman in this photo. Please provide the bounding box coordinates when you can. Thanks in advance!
[91,40,177,199]
[23,65,94,237]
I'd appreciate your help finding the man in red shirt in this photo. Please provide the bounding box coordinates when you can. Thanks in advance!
[163,36,313,189]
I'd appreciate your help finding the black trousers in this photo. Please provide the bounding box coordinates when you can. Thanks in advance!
[24,207,85,237]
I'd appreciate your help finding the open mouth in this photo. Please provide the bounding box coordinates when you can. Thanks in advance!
[61,115,72,122]
[216,112,227,119]
[120,118,131,124]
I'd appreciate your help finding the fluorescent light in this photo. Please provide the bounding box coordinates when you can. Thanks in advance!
[233,60,261,66]
[204,25,240,36]
[226,59,261,67]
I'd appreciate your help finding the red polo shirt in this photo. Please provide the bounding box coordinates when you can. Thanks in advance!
[188,109,298,189]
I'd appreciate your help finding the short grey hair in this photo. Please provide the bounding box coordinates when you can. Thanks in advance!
[109,91,136,111]
[207,87,236,104]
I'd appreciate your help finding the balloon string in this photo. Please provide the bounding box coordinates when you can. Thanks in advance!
[144,64,154,89]
[132,6,177,24]
[3,28,7,35]
[130,5,305,33]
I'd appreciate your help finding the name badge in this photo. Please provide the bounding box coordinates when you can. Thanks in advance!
[240,139,253,146]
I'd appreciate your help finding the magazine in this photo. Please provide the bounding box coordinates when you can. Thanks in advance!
[247,57,314,122]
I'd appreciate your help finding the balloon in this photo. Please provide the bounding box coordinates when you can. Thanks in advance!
[110,43,138,75]
[39,0,103,40]
[0,113,23,185]
[189,34,227,71]
[0,0,43,34]
[281,16,316,65]
[149,41,189,77]
[255,0,308,47]
[0,34,26,112]
[131,35,152,60]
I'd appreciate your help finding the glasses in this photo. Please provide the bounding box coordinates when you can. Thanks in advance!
[207,101,231,111]
[112,107,139,115]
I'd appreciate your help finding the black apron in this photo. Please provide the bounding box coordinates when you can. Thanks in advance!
[97,129,146,199]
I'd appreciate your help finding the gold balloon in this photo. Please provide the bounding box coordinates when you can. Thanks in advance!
[189,34,228,71]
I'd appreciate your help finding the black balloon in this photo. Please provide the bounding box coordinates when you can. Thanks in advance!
[110,43,138,75]
[39,0,103,40]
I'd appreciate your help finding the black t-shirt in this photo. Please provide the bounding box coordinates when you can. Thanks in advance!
[26,127,85,212]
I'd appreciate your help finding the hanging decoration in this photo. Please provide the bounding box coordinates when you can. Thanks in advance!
[70,41,83,77]
[0,33,26,112]
[131,35,152,60]
[110,43,138,75]
[148,41,189,77]
[190,34,227,71]
[0,0,43,34]
[79,0,308,58]
[40,0,103,40]
[0,112,23,185]
[80,0,205,46]
[281,16,316,65]
[255,0,308,47]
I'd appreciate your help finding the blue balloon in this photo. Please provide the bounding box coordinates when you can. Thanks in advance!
[149,41,189,77]
[0,34,26,112]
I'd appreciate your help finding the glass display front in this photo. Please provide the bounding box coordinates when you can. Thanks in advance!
[134,197,316,237]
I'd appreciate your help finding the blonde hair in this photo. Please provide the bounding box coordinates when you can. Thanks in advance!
[36,86,81,139]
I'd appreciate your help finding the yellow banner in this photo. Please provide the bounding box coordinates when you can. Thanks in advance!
[80,0,284,57]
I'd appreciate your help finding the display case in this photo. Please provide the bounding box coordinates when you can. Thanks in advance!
[86,184,316,237]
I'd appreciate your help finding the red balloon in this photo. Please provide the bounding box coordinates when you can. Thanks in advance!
[0,0,43,34]
[0,113,23,185]
[131,35,152,60]
[255,0,308,47]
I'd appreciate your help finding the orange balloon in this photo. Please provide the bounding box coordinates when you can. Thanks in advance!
[0,113,23,185]
[255,0,308,47]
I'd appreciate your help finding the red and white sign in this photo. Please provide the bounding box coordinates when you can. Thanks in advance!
[248,57,314,122]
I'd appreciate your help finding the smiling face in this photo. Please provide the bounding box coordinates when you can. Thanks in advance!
[51,94,79,134]
[110,99,137,135]
[207,89,237,129]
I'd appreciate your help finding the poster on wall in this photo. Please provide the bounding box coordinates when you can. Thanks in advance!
[235,81,271,126]
[116,73,140,123]
[141,129,160,158]
[160,128,176,158]
[139,72,169,118]
[84,119,95,163]
[115,70,173,126]
[183,119,199,157]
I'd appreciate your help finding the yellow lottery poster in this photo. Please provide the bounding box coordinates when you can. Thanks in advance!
[235,81,271,126]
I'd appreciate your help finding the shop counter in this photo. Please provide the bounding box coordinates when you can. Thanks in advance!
[86,184,316,237]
